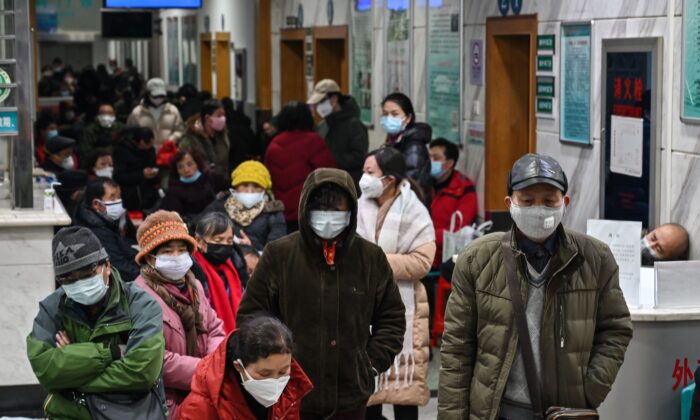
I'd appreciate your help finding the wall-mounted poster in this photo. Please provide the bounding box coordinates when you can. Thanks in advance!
[385,0,411,96]
[427,0,462,143]
[167,17,180,86]
[560,23,591,144]
[351,0,373,125]
[682,0,700,122]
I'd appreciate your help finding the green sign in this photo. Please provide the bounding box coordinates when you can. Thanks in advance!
[537,55,553,72]
[560,24,591,144]
[537,77,555,98]
[350,0,373,125]
[682,0,700,121]
[537,97,553,114]
[0,68,11,104]
[537,34,555,51]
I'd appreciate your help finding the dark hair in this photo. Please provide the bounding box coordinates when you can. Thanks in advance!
[84,177,119,205]
[381,92,415,129]
[307,182,352,211]
[169,147,207,181]
[85,148,112,173]
[430,138,460,164]
[178,83,198,99]
[276,101,314,132]
[200,99,223,121]
[123,126,154,146]
[367,147,424,202]
[195,212,233,239]
[227,314,294,367]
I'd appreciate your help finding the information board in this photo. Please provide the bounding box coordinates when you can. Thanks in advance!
[560,24,591,144]
[351,0,374,125]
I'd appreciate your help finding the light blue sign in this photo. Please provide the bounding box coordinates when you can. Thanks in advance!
[497,0,509,16]
[560,24,591,145]
[0,111,18,135]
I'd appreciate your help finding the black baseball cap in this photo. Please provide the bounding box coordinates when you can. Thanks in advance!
[508,153,568,195]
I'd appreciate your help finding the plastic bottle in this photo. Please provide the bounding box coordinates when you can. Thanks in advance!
[43,182,61,212]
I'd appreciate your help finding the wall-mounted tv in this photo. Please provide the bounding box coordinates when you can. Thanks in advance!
[104,0,202,9]
[102,11,153,38]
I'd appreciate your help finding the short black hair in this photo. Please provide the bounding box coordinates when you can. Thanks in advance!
[123,126,154,146]
[227,314,294,367]
[382,92,415,129]
[276,101,314,132]
[84,177,119,205]
[195,212,233,239]
[307,183,351,211]
[84,148,112,172]
[430,138,460,164]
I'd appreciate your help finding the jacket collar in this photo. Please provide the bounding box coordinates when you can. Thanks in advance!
[77,204,118,232]
[509,224,580,282]
[436,170,474,196]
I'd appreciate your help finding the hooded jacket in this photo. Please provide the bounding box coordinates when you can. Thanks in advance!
[237,168,406,417]
[315,96,369,186]
[438,226,633,420]
[390,123,433,205]
[176,332,314,420]
[179,117,231,180]
[26,270,165,419]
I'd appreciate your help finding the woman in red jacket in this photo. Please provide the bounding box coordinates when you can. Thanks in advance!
[264,101,336,232]
[177,315,313,420]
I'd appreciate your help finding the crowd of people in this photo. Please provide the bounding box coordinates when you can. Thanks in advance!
[25,60,697,420]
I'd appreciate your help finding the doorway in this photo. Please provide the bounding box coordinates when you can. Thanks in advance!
[313,26,349,92]
[199,32,231,98]
[280,28,306,105]
[485,15,538,228]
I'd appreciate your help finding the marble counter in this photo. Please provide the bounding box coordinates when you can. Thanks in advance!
[630,307,700,322]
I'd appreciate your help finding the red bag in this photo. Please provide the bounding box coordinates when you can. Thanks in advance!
[156,140,178,168]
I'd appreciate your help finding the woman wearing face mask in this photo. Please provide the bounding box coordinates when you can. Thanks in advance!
[135,210,226,419]
[127,77,185,149]
[162,149,228,223]
[77,103,125,164]
[84,148,114,182]
[41,135,78,175]
[177,315,313,420]
[34,112,59,164]
[179,100,231,180]
[356,147,436,420]
[380,93,433,206]
[191,212,244,333]
[204,160,286,274]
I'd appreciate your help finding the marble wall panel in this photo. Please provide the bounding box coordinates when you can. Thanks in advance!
[669,152,700,259]
[412,26,427,117]
[0,226,54,266]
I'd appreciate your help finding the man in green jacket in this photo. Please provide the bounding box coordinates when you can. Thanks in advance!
[438,154,633,420]
[237,168,406,419]
[27,226,165,419]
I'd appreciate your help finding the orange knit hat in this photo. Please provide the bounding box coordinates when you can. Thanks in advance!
[135,210,197,264]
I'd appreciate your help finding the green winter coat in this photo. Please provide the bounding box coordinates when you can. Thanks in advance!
[26,269,165,419]
[237,168,406,417]
[438,226,633,420]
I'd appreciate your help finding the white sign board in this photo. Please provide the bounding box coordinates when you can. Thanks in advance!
[587,219,642,308]
[610,115,643,178]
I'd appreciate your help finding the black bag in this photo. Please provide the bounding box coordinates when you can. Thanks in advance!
[500,233,599,420]
[82,379,166,420]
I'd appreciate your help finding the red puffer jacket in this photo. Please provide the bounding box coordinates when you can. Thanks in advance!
[265,130,336,222]
[176,332,314,420]
[430,170,478,267]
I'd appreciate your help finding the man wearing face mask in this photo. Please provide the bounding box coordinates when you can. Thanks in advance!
[41,135,77,175]
[238,168,406,420]
[74,179,140,282]
[127,77,185,149]
[77,103,125,164]
[27,226,166,420]
[307,79,369,188]
[641,223,690,266]
[439,153,633,419]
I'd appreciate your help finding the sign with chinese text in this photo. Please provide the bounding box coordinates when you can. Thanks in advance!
[537,76,554,98]
[537,34,555,52]
[537,55,553,72]
[470,39,484,86]
[682,0,700,121]
[560,24,591,144]
[351,0,373,125]
[0,111,18,135]
[386,0,411,96]
[536,97,553,114]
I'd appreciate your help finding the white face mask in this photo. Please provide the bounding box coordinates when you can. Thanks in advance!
[509,201,565,242]
[94,167,114,179]
[62,155,75,170]
[232,191,265,209]
[309,210,351,240]
[97,114,116,128]
[237,359,290,408]
[100,199,125,221]
[359,173,386,199]
[155,253,193,280]
[641,236,660,260]
[62,269,108,306]
[316,99,333,118]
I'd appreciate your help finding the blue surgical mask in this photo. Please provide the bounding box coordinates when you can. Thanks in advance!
[430,160,444,178]
[180,170,202,184]
[47,130,59,139]
[62,269,108,306]
[380,116,405,135]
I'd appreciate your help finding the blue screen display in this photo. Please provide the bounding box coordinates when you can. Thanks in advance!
[105,0,201,8]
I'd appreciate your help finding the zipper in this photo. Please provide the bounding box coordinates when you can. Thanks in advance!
[559,299,565,349]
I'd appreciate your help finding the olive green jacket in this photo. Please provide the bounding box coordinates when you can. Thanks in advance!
[438,226,633,420]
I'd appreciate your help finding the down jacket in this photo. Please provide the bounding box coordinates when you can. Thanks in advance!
[127,101,185,148]
[438,226,633,420]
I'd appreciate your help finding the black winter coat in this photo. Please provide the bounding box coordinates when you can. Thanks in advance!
[162,171,228,224]
[73,204,140,282]
[390,123,432,204]
[113,141,160,212]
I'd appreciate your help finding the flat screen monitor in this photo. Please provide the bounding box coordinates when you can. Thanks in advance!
[102,11,153,38]
[104,0,202,8]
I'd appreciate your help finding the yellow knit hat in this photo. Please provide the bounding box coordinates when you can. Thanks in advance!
[231,160,272,190]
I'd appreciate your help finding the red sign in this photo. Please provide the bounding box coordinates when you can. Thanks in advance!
[671,358,698,391]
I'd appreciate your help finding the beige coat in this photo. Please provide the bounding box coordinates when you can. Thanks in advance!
[367,190,435,407]
[127,101,185,148]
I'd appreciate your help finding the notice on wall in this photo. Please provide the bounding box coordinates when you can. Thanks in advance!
[682,0,700,121]
[560,24,591,144]
[427,0,461,143]
[610,115,643,178]
[386,0,411,96]
[587,219,642,308]
[351,0,373,125]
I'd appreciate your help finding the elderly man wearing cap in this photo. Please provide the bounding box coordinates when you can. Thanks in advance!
[308,79,369,187]
[127,77,185,149]
[438,153,633,420]
[27,226,166,419]
[41,135,77,175]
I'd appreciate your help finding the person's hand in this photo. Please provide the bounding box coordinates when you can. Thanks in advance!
[143,167,158,179]
[55,330,71,348]
[238,231,253,247]
[244,253,259,276]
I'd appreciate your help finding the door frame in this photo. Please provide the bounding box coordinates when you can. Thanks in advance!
[599,37,662,228]
[280,28,307,105]
[312,25,349,92]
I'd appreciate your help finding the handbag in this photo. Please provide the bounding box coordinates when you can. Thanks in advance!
[80,378,167,420]
[500,233,599,420]
[442,211,492,262]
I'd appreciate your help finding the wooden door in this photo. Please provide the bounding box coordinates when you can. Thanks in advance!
[280,28,306,105]
[200,33,212,94]
[214,32,231,99]
[313,26,349,92]
[485,15,537,218]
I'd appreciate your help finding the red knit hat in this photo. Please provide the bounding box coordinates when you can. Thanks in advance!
[135,210,197,264]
